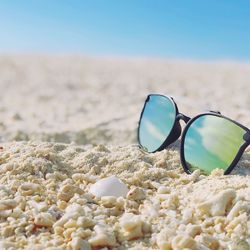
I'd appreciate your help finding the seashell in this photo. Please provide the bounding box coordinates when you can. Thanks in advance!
[89,176,128,198]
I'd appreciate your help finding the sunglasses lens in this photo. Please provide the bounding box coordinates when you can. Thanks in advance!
[183,114,245,174]
[138,95,176,152]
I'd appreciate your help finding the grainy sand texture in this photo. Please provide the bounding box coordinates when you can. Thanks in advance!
[0,55,249,249]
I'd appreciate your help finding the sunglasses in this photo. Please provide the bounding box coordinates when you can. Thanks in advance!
[138,94,250,175]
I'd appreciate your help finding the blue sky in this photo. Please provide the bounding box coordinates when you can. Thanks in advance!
[0,1,250,60]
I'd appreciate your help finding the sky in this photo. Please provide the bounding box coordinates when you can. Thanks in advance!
[0,1,250,60]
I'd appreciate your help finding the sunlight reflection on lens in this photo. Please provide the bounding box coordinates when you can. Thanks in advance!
[184,115,245,174]
[139,95,176,152]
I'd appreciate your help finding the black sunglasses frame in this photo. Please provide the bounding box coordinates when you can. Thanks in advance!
[138,94,250,175]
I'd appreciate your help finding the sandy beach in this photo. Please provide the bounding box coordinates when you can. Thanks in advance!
[0,55,249,249]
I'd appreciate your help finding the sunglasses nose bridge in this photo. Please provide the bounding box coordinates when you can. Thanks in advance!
[176,113,191,124]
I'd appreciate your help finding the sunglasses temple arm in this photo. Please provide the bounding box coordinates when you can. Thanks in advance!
[243,130,250,144]
[176,113,191,124]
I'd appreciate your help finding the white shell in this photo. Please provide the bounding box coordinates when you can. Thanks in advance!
[89,176,129,198]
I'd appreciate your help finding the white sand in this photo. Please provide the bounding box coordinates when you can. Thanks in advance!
[0,55,249,249]
[1,55,249,144]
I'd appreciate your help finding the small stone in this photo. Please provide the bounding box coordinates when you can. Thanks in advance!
[127,187,146,201]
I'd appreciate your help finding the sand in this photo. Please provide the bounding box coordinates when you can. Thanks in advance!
[0,55,249,249]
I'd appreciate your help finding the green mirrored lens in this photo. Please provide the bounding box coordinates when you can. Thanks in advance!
[139,95,176,152]
[184,115,245,174]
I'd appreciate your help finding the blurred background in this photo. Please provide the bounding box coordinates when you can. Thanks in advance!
[0,1,249,145]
